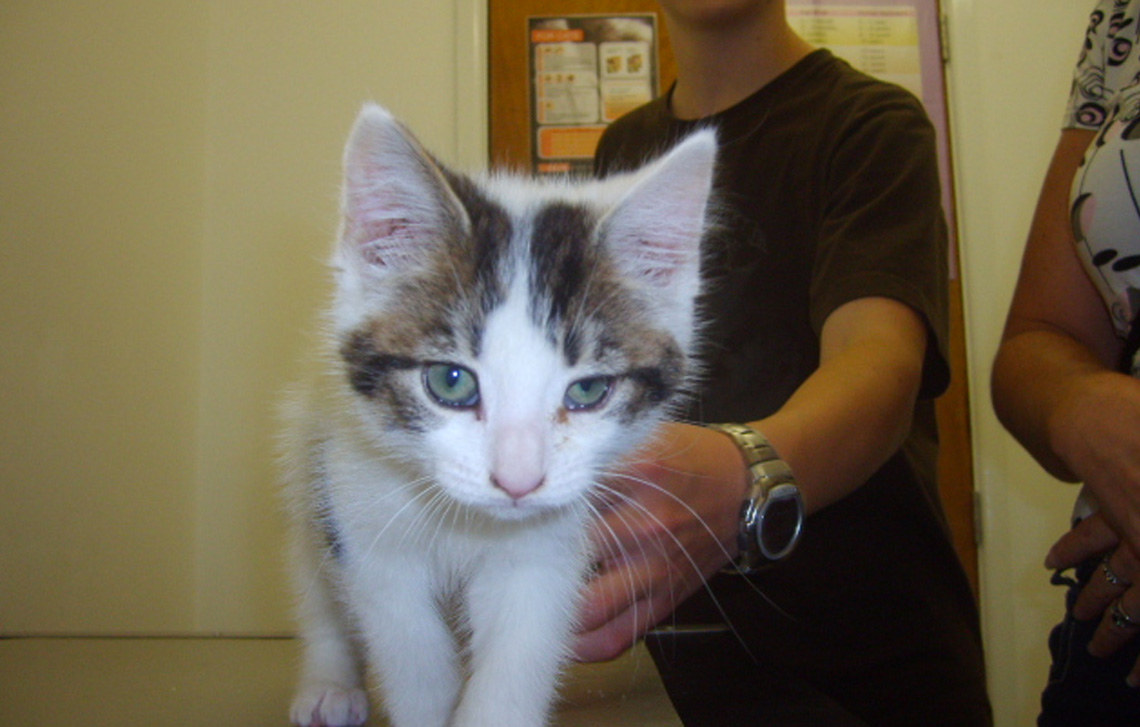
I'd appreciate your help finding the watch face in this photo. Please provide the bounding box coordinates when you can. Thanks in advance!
[756,484,803,560]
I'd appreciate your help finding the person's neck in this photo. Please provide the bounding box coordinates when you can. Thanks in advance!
[666,9,814,120]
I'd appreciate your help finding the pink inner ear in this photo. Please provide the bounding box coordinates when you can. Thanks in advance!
[360,218,405,265]
[632,239,690,285]
[346,215,428,268]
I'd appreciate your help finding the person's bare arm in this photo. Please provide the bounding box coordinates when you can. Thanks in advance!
[573,295,927,662]
[993,128,1140,677]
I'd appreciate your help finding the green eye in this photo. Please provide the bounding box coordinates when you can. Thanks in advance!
[424,363,479,408]
[564,376,614,411]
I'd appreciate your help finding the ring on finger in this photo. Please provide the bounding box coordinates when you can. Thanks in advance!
[1102,554,1132,588]
[1111,599,1140,630]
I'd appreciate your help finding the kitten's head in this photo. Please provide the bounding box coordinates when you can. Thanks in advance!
[331,104,716,520]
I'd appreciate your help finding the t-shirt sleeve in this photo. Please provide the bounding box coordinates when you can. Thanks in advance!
[1065,0,1118,129]
[809,87,950,399]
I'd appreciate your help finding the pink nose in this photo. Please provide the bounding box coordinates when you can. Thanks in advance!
[491,474,545,501]
[491,423,546,500]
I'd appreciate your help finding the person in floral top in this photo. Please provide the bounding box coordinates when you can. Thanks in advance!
[994,0,1140,723]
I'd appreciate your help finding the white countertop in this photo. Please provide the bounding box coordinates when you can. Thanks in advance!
[0,635,682,726]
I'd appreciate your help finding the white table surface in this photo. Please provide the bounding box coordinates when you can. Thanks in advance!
[0,635,683,726]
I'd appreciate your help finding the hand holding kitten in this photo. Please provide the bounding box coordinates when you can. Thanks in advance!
[574,421,747,662]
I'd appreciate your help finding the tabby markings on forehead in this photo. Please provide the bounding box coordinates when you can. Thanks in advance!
[527,201,629,367]
[343,165,692,430]
[441,167,513,337]
[359,168,515,362]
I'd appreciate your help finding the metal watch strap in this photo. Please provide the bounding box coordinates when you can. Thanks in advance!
[708,422,804,573]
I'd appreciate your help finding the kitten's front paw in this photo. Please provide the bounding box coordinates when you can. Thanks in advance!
[290,683,369,727]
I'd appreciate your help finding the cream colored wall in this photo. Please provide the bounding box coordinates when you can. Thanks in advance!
[0,0,482,635]
[946,1,1097,724]
[192,0,475,635]
[0,0,1106,723]
[1,2,208,633]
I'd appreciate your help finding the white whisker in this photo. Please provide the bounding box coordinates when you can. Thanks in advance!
[601,468,792,617]
[588,474,786,662]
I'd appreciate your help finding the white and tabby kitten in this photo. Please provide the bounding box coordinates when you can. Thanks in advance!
[282,104,716,727]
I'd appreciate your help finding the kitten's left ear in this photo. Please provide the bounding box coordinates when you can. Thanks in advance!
[600,130,716,299]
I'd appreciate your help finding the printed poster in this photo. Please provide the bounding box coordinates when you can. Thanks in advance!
[528,15,659,176]
[788,4,923,98]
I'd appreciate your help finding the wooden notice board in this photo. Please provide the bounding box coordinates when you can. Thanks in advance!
[489,0,978,594]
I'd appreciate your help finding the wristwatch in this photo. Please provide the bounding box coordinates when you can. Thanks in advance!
[707,422,804,574]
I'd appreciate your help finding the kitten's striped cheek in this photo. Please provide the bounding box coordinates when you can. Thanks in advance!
[339,331,433,431]
[613,350,686,423]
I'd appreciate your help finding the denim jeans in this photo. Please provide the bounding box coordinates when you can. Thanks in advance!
[1039,556,1140,726]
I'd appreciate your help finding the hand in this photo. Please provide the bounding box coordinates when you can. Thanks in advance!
[572,421,746,662]
[1050,371,1140,558]
[1047,513,1140,686]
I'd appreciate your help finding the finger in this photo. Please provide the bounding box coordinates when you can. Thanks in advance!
[574,528,693,663]
[1089,590,1140,659]
[572,598,646,663]
[1074,548,1139,621]
[576,561,651,634]
[577,511,678,629]
[573,562,662,663]
[1046,513,1119,570]
[573,582,676,663]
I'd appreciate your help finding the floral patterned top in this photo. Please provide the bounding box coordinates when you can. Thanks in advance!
[1067,0,1140,372]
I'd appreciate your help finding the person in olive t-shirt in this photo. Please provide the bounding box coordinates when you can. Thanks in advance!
[572,1,992,726]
